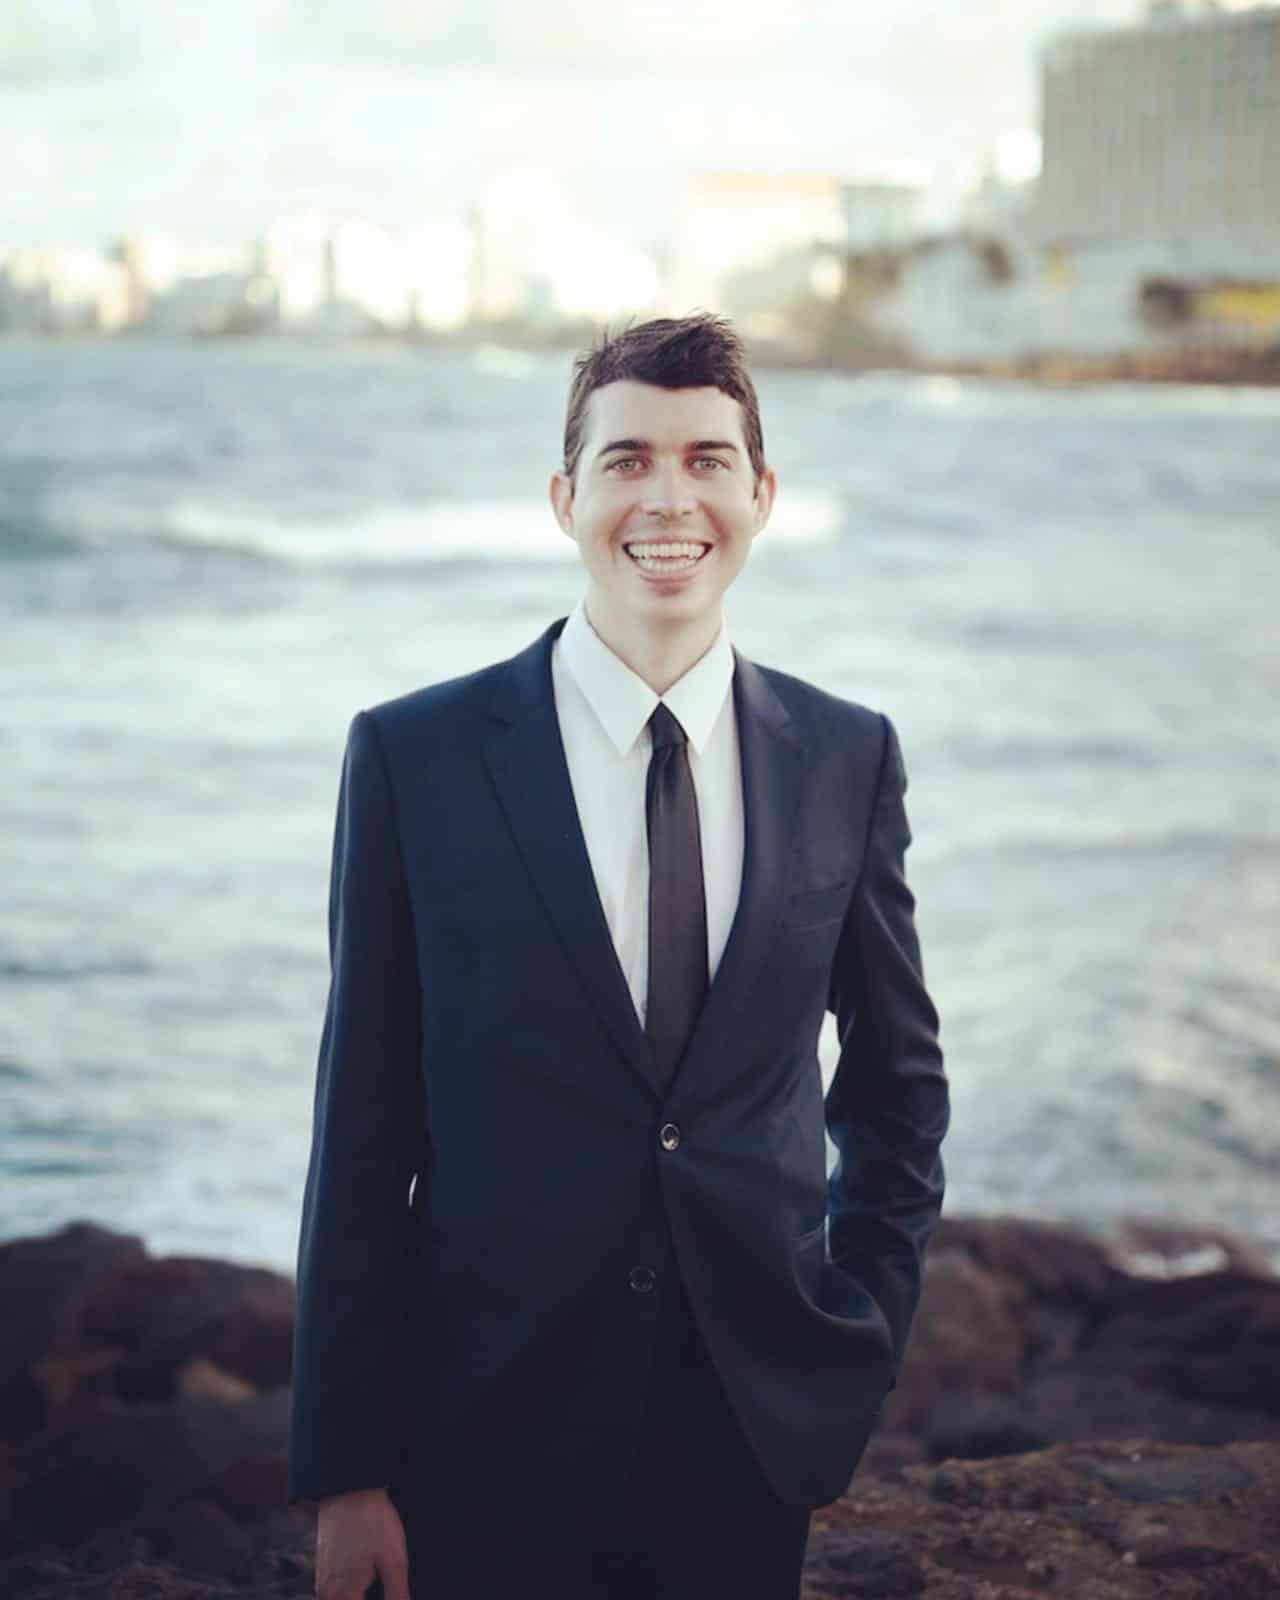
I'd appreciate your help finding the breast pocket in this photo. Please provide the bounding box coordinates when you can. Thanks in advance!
[781,875,854,931]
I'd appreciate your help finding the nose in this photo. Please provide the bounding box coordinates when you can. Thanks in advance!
[640,463,695,523]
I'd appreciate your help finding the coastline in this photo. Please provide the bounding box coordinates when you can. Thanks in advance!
[894,344,1280,390]
[4,325,1278,389]
[1,1211,1277,1597]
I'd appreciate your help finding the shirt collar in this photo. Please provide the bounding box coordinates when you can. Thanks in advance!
[557,595,735,757]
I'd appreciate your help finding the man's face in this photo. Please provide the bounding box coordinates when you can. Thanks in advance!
[550,380,776,637]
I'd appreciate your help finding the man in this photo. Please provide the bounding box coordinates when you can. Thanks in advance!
[287,312,949,1600]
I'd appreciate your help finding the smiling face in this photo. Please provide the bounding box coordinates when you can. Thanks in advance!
[550,380,776,644]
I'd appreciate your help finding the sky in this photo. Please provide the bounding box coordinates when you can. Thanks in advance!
[2,0,1154,252]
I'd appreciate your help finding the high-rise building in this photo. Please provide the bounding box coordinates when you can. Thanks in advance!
[1035,2,1280,253]
[841,182,924,252]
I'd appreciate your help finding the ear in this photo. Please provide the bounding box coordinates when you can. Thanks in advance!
[751,465,778,537]
[549,470,575,537]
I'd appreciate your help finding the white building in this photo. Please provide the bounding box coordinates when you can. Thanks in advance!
[1035,1,1280,265]
[119,234,259,335]
[841,181,925,252]
[262,213,338,328]
[0,246,130,333]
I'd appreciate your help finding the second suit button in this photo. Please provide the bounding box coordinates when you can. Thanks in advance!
[659,1122,681,1151]
[628,1266,656,1293]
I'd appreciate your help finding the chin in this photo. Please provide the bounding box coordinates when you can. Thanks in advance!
[645,595,719,624]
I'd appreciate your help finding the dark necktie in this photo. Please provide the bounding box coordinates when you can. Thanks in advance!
[644,701,708,1091]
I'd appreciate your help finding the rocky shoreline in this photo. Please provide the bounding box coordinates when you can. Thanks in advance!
[0,1214,1276,1598]
[909,344,1280,389]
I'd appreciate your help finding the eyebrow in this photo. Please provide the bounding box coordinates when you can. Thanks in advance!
[594,437,741,462]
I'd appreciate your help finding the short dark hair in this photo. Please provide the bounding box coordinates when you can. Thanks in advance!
[562,311,766,491]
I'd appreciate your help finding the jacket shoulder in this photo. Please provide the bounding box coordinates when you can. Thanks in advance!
[369,658,504,723]
[347,656,507,767]
[751,660,889,754]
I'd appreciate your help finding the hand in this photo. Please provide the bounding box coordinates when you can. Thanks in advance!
[314,1486,411,1600]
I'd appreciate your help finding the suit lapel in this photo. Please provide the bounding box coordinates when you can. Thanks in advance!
[672,647,808,1098]
[483,619,656,1094]
[481,617,809,1102]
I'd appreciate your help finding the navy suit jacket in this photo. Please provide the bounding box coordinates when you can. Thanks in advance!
[287,615,949,1542]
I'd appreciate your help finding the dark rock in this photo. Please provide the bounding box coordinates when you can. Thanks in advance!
[925,1389,1048,1461]
[1064,1448,1256,1503]
[808,1439,1280,1599]
[1130,1530,1234,1569]
[1019,1368,1280,1450]
[176,1358,256,1403]
[5,1389,290,1551]
[0,1223,294,1440]
[883,1214,1280,1466]
[0,1224,146,1434]
[68,1526,153,1576]
[0,1557,75,1589]
[1079,1271,1280,1414]
[81,1255,295,1401]
[880,1251,1024,1432]
[132,1499,253,1582]
[5,1213,1280,1597]
[931,1214,1123,1307]
[808,1527,927,1596]
[2,1557,258,1597]
[191,1454,290,1525]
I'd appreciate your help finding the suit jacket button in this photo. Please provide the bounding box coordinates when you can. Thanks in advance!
[659,1122,681,1151]
[628,1266,656,1294]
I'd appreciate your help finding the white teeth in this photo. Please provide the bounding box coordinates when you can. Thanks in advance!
[624,541,709,559]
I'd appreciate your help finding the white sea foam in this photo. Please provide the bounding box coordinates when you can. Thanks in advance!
[163,497,575,565]
[57,487,849,566]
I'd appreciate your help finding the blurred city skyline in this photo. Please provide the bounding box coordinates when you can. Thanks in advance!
[1,0,1192,251]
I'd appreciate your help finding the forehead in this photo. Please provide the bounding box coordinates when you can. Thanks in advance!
[581,380,746,448]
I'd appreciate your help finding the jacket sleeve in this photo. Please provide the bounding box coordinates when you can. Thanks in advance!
[825,712,949,1388]
[287,710,426,1504]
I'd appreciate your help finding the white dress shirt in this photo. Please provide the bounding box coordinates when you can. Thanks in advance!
[550,595,745,1030]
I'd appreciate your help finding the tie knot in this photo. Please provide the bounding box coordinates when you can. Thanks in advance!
[648,701,688,751]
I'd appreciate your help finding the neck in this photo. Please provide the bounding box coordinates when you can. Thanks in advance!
[581,589,722,696]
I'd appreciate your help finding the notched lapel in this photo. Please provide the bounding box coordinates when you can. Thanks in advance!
[481,619,658,1096]
[670,650,809,1100]
[480,619,812,1107]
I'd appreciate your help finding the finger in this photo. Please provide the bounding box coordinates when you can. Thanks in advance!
[378,1553,411,1600]
[319,1557,378,1600]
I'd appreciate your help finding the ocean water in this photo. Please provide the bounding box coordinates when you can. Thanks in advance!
[2,337,1278,1273]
